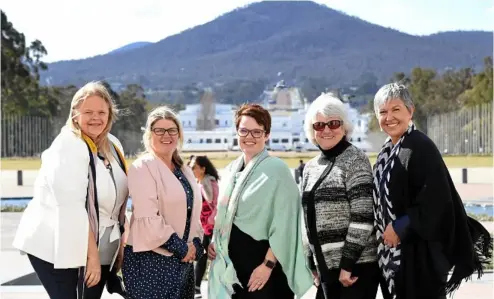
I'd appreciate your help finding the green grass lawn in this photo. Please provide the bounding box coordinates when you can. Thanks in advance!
[1,153,492,170]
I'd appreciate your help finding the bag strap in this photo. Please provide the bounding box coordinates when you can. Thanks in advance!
[83,141,100,238]
[305,157,336,286]
[110,143,127,174]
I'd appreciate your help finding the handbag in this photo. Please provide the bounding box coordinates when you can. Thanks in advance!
[302,157,335,299]
[106,267,128,298]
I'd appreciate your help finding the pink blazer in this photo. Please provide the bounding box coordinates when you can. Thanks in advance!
[126,153,203,256]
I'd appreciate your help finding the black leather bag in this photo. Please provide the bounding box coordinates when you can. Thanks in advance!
[106,268,128,299]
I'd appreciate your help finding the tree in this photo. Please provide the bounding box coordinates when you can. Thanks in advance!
[110,84,149,155]
[1,10,53,117]
[460,56,493,106]
[1,10,32,115]
[408,68,437,131]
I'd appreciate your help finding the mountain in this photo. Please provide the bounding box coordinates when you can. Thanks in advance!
[107,42,153,54]
[41,1,493,90]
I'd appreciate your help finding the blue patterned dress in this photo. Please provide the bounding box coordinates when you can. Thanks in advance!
[123,166,203,299]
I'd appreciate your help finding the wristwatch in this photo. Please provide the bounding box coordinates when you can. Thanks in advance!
[263,259,276,269]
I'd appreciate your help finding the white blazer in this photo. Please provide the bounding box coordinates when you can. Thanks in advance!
[13,126,125,269]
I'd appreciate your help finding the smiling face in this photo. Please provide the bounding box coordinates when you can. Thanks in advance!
[378,98,414,143]
[150,118,180,157]
[74,95,109,140]
[237,115,269,157]
[313,113,345,150]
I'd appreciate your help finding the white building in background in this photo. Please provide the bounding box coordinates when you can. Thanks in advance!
[178,82,371,152]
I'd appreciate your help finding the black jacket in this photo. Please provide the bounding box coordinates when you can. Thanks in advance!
[383,130,492,299]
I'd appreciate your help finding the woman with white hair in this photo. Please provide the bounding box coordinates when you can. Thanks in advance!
[301,93,379,299]
[122,106,204,299]
[13,81,129,299]
[372,83,492,299]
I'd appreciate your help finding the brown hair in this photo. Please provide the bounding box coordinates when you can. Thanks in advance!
[234,104,271,134]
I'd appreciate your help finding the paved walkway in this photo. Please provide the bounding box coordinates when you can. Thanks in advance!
[1,276,493,299]
[1,169,493,201]
[1,212,493,299]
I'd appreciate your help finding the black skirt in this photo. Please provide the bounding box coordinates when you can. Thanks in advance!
[228,223,294,299]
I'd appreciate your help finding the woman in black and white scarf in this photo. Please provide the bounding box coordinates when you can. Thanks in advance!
[372,83,492,299]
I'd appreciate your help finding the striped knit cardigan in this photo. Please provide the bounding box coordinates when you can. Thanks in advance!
[302,141,377,272]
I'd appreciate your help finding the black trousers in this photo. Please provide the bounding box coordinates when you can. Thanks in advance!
[28,254,111,299]
[315,263,380,299]
[194,233,212,288]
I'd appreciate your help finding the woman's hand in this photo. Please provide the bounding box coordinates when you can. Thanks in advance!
[339,269,358,287]
[85,251,101,288]
[181,243,196,263]
[207,243,216,260]
[247,263,273,292]
[383,223,400,247]
[114,243,125,272]
[312,270,320,286]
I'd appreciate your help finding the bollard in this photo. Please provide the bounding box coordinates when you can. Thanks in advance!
[462,168,467,184]
[17,170,23,186]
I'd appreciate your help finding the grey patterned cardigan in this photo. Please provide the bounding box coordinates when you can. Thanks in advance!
[301,140,377,272]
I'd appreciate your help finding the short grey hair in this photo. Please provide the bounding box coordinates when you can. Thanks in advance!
[373,83,414,118]
[304,93,353,146]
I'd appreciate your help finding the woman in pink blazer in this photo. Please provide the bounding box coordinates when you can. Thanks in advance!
[122,106,204,299]
[189,155,220,297]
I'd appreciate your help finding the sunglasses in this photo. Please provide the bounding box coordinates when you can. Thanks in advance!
[312,120,344,131]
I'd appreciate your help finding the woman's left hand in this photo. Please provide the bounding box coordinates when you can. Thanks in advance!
[247,263,273,292]
[383,223,400,247]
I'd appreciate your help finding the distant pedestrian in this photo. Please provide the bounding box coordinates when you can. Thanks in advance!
[189,155,220,298]
[298,159,306,181]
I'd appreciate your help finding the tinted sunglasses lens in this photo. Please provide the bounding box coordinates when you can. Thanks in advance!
[313,122,326,131]
[328,120,342,130]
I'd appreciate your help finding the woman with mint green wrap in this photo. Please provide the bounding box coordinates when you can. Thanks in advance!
[207,104,313,299]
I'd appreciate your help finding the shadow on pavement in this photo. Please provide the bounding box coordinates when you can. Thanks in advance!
[2,272,41,286]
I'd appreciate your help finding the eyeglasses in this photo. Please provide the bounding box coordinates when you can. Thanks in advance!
[237,128,265,138]
[151,127,179,136]
[312,120,344,131]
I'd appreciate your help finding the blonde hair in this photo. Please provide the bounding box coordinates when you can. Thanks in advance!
[66,81,118,160]
[143,106,184,167]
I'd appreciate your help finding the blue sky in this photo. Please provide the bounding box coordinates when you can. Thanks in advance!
[2,0,492,62]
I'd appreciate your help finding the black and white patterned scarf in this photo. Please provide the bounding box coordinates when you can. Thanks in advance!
[373,124,416,298]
